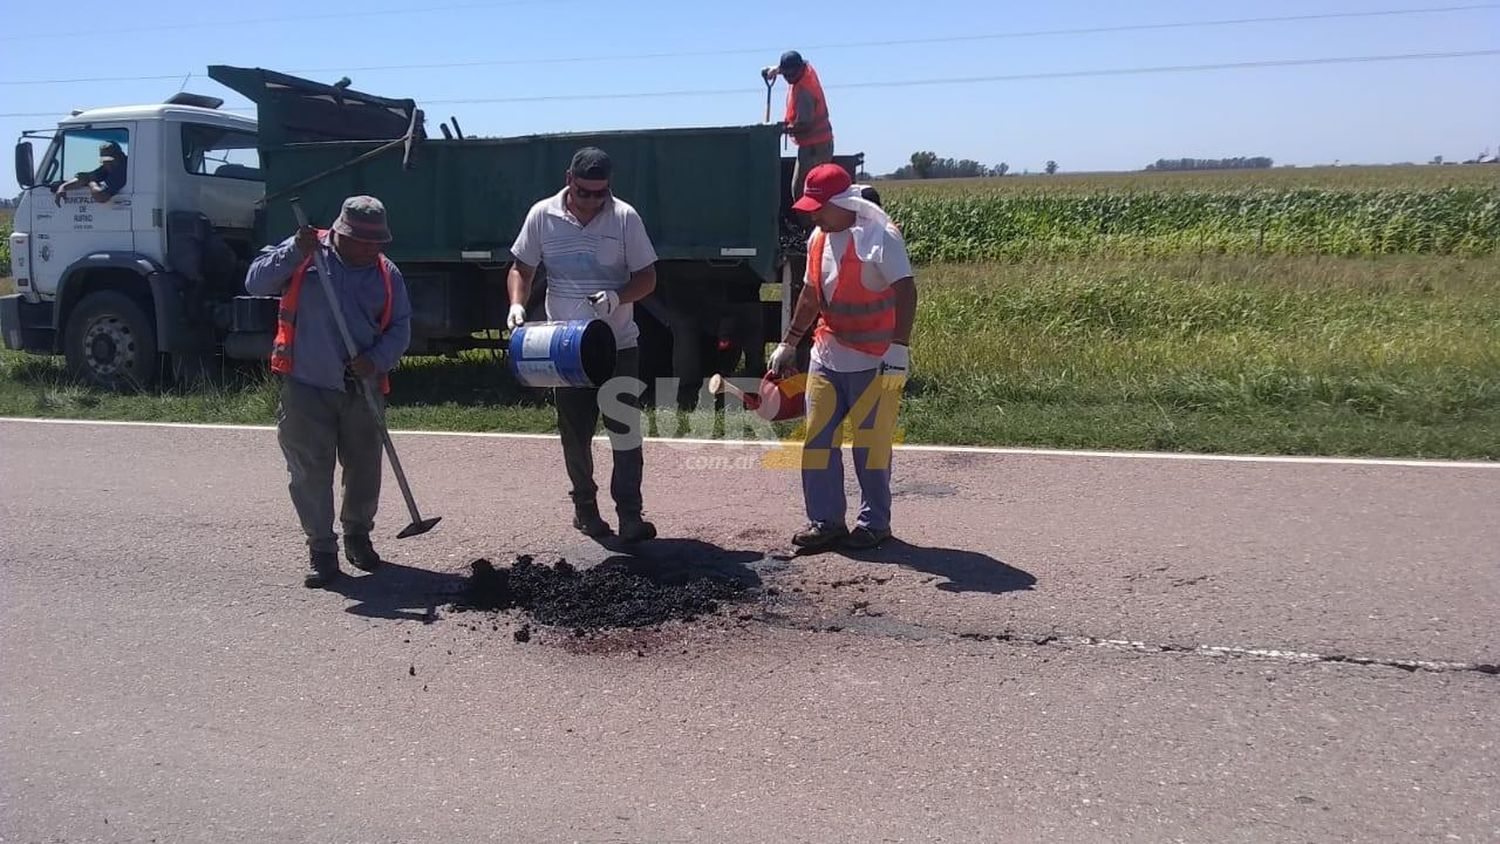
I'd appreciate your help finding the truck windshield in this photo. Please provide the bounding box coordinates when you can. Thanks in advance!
[39,127,130,188]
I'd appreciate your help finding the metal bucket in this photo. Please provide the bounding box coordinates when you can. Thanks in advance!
[509,320,617,388]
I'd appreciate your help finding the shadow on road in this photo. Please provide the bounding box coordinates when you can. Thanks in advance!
[328,562,467,622]
[840,539,1037,594]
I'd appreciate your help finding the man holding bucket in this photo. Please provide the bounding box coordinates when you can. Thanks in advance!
[769,163,917,551]
[506,147,661,542]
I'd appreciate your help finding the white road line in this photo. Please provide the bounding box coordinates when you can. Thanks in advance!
[1,416,1496,470]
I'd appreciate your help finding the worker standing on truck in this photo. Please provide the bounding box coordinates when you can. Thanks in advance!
[246,196,413,588]
[770,164,918,552]
[506,147,661,543]
[761,50,834,201]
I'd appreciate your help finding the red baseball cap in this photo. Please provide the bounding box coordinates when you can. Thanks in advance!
[792,163,852,213]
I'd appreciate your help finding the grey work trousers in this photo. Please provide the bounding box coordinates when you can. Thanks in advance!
[276,377,384,553]
[792,141,835,200]
[556,347,645,517]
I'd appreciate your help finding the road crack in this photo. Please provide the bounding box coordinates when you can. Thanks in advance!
[954,630,1499,677]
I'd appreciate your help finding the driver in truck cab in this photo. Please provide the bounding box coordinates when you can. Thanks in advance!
[53,142,128,205]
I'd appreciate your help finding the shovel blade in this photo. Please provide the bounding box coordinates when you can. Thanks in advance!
[397,516,442,539]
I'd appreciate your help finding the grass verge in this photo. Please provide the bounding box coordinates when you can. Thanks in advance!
[2,255,1496,459]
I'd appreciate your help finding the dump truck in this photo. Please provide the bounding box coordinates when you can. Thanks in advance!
[4,65,860,404]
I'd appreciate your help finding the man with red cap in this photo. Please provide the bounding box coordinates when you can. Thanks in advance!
[770,164,918,551]
[761,50,835,200]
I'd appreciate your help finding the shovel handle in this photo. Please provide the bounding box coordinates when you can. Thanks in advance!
[287,199,431,533]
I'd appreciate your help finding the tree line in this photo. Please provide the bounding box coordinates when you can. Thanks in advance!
[878,151,1286,181]
[1144,157,1273,171]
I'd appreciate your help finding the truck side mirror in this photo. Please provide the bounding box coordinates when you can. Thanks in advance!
[15,140,35,189]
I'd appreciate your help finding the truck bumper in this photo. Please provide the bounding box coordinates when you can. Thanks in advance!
[0,294,56,353]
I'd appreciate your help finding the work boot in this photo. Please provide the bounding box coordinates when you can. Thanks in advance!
[344,534,383,572]
[572,503,611,538]
[303,550,341,589]
[618,513,658,544]
[792,522,848,551]
[843,525,892,550]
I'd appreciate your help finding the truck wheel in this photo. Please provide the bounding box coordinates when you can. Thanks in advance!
[64,291,159,389]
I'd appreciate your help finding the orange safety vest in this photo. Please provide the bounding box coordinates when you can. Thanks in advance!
[784,63,834,148]
[270,229,395,394]
[808,229,896,357]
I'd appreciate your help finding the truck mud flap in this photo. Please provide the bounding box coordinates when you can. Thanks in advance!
[149,273,216,354]
[0,294,57,352]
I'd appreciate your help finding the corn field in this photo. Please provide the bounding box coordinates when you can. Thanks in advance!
[883,187,1500,264]
[879,163,1500,195]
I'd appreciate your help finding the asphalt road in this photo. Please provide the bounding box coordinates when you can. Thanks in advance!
[1,419,1496,843]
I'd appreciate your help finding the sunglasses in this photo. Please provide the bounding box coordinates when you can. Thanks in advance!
[571,183,610,200]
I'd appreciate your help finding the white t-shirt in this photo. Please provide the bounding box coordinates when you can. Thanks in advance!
[510,189,659,350]
[807,224,914,372]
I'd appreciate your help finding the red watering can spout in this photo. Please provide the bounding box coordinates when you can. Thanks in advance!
[708,371,808,422]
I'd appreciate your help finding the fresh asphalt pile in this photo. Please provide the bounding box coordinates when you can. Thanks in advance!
[455,555,756,634]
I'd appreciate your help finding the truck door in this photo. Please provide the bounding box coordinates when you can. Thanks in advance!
[29,124,135,297]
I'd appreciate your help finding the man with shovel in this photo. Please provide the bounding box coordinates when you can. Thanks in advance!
[247,196,413,588]
[760,50,835,200]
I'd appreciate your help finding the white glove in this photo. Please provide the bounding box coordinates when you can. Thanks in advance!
[769,342,797,375]
[507,304,527,331]
[880,343,910,377]
[588,290,620,319]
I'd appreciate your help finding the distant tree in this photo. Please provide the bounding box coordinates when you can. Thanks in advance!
[910,151,939,179]
[884,152,1006,180]
[1044,160,1059,175]
[953,158,989,178]
[994,162,1009,177]
[1430,155,1444,166]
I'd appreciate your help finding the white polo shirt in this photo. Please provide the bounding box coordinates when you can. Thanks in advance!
[510,188,659,350]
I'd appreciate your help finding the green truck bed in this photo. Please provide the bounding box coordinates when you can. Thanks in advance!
[210,65,785,282]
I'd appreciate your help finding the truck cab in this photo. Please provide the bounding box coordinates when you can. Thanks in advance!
[6,94,262,387]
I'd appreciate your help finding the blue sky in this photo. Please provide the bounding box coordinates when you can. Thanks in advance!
[3,0,1498,194]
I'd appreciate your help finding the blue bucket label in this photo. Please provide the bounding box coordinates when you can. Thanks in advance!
[520,324,559,359]
[515,360,567,387]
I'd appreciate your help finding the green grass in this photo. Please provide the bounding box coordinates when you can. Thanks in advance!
[895,255,1500,458]
[4,255,1497,459]
[0,351,559,433]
